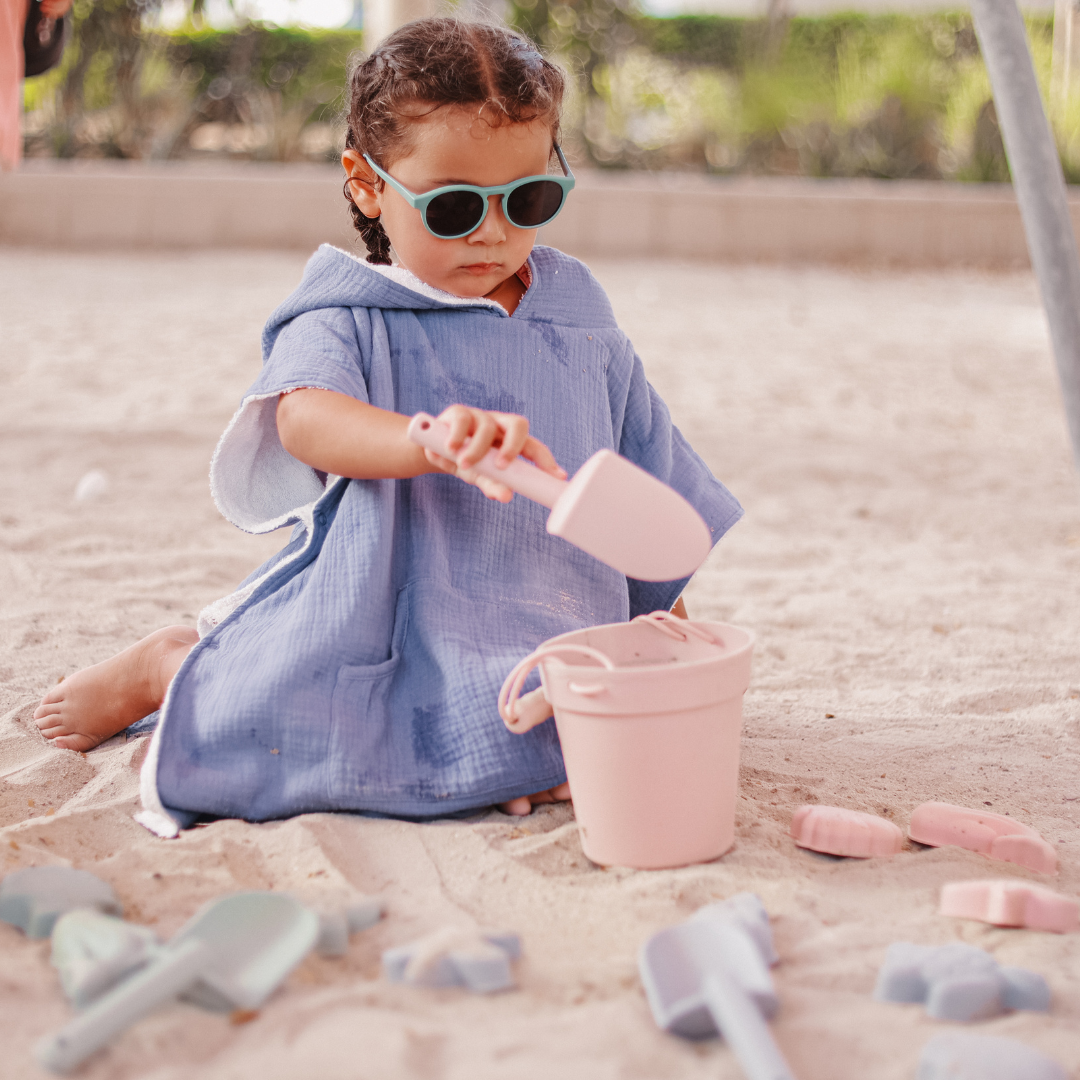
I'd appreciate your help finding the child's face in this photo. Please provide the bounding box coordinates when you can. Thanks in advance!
[343,109,554,299]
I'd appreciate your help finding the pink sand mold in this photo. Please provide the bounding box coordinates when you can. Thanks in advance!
[874,942,1049,1022]
[918,1033,1068,1080]
[383,928,521,994]
[790,805,904,858]
[0,866,122,939]
[940,879,1079,933]
[908,802,1057,874]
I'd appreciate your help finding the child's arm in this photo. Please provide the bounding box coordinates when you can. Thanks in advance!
[276,389,565,502]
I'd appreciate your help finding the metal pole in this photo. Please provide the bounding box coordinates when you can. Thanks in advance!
[971,0,1080,468]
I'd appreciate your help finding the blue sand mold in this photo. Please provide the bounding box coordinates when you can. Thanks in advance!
[875,943,1050,1022]
[918,1033,1067,1080]
[383,932,520,994]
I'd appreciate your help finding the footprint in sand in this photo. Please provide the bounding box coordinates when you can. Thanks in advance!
[479,812,601,876]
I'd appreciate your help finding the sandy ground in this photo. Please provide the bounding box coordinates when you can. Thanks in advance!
[2,246,1080,1079]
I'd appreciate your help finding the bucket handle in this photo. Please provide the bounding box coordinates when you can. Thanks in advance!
[631,610,721,645]
[498,644,616,734]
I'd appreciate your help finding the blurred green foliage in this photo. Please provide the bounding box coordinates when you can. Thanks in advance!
[20,4,1077,183]
[570,11,1056,178]
[23,10,361,160]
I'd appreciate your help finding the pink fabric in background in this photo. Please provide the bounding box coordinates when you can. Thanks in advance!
[0,0,26,168]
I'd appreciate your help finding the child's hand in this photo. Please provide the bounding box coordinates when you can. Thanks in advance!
[423,404,566,502]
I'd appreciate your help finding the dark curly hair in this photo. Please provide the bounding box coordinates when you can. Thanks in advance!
[343,18,566,264]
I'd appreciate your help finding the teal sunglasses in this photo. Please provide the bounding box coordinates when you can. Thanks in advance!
[362,144,575,240]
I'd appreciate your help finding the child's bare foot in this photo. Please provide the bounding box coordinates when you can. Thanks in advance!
[500,782,571,817]
[34,626,199,752]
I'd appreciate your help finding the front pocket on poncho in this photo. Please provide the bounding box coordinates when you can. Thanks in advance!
[327,584,410,799]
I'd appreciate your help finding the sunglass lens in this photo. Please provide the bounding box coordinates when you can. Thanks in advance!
[506,180,564,228]
[424,189,486,237]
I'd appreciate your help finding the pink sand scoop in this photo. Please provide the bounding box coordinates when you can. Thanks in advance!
[407,412,712,581]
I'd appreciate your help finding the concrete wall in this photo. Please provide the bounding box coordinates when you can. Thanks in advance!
[4,158,1080,267]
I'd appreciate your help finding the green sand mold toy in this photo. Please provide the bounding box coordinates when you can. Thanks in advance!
[0,867,122,939]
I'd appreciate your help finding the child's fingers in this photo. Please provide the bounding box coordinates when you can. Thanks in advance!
[456,462,512,502]
[431,406,563,482]
[456,412,499,469]
[473,475,513,503]
[519,436,567,479]
[489,413,530,466]
[425,449,512,502]
[438,405,476,455]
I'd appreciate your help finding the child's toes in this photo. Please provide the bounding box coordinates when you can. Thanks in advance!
[34,702,62,722]
[37,685,66,708]
[52,732,100,753]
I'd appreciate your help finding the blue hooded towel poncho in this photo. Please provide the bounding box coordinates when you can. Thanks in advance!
[137,244,743,833]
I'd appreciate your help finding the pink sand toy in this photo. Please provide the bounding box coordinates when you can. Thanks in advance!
[498,610,753,869]
[407,412,712,581]
[790,805,903,858]
[908,802,1057,875]
[940,879,1079,933]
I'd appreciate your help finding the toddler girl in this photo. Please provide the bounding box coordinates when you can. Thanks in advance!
[34,18,743,828]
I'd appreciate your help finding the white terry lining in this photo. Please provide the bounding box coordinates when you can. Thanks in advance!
[332,246,507,313]
[209,389,331,535]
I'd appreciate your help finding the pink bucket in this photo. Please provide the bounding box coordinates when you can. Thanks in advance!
[499,612,754,870]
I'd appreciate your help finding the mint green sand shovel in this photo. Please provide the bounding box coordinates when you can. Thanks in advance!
[36,892,319,1074]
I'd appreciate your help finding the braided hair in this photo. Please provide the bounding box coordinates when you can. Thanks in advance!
[343,18,565,264]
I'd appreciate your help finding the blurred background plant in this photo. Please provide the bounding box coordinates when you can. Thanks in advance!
[19,0,1080,183]
[561,10,1040,179]
[22,2,358,160]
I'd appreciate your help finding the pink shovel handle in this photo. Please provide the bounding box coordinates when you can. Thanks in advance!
[407,413,568,509]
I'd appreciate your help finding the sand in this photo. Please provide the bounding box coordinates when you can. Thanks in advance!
[2,247,1080,1079]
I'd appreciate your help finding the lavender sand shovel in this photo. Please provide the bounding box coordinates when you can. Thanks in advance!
[640,897,798,1080]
